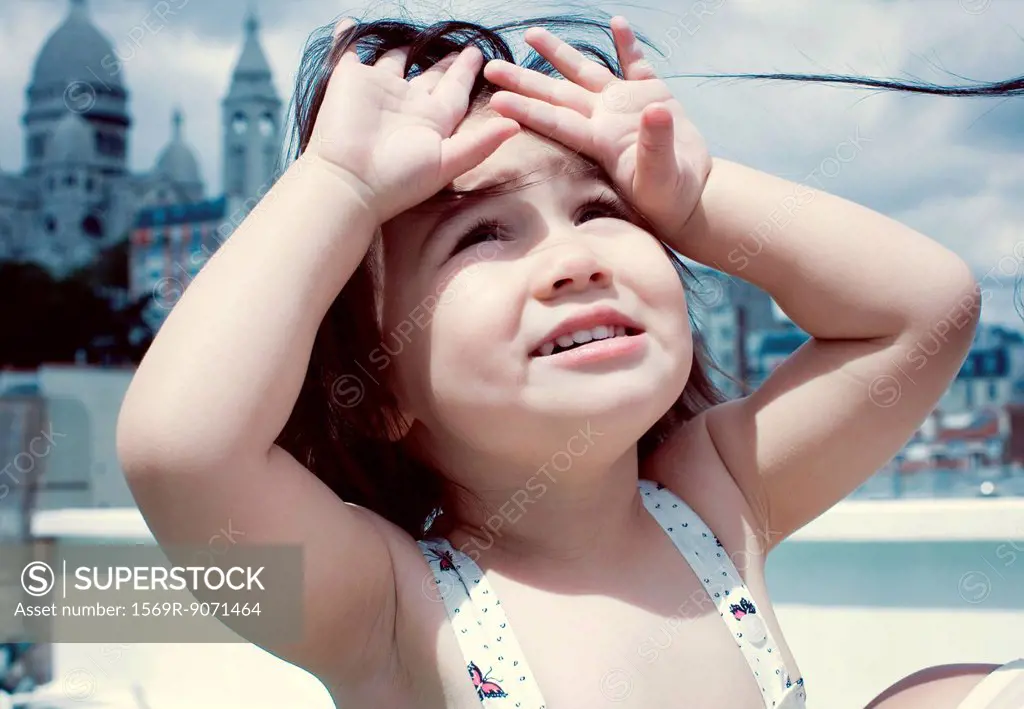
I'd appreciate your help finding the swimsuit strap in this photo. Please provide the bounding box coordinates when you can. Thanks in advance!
[418,538,547,708]
[637,479,806,708]
[956,658,1024,709]
[419,479,807,709]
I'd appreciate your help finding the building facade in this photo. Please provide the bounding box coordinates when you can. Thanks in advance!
[130,197,229,328]
[688,263,791,396]
[939,325,1024,412]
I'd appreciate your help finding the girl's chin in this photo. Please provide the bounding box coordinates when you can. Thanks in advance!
[528,386,674,421]
[527,363,682,397]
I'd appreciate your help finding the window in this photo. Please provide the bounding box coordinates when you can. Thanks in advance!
[264,147,277,179]
[232,113,248,135]
[258,113,275,138]
[64,174,77,187]
[82,214,103,238]
[989,381,998,401]
[29,134,46,160]
[95,131,125,158]
[44,215,57,233]
[0,218,12,252]
[230,145,246,195]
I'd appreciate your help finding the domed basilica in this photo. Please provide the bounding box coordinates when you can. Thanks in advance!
[0,0,282,277]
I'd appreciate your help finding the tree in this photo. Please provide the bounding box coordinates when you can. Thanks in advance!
[0,241,154,368]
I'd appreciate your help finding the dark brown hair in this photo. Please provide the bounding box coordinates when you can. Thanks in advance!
[274,13,733,539]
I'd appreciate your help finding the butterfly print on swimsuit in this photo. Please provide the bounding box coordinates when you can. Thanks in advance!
[427,547,456,572]
[469,662,508,700]
[729,598,757,620]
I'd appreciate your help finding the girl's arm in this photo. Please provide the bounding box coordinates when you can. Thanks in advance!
[115,154,403,683]
[672,158,979,550]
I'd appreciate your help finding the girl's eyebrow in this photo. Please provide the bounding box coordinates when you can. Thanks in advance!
[415,194,487,260]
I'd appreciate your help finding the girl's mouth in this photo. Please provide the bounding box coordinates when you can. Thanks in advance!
[531,325,644,358]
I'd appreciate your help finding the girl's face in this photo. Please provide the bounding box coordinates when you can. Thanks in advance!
[379,113,693,466]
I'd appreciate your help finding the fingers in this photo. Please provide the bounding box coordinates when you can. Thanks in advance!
[333,17,360,65]
[484,59,594,116]
[409,52,459,93]
[610,16,657,81]
[375,46,411,76]
[439,118,521,183]
[333,16,355,40]
[633,103,678,199]
[431,45,484,113]
[488,91,594,155]
[522,27,615,93]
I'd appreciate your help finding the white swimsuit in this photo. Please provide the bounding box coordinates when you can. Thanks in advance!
[419,479,808,708]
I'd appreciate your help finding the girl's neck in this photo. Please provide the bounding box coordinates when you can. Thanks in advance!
[442,446,648,574]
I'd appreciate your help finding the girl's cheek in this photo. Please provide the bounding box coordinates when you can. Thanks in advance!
[434,265,520,361]
[436,243,505,298]
[632,248,688,304]
[435,256,510,317]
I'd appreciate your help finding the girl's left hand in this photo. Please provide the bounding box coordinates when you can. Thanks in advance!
[483,16,710,240]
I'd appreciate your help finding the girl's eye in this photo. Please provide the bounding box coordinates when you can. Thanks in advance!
[445,194,633,261]
[448,220,508,259]
[576,195,633,224]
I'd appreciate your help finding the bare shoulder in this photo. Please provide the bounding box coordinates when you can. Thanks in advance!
[864,663,1002,709]
[644,407,772,565]
[323,509,456,706]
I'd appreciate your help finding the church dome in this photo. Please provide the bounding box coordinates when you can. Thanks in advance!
[48,110,96,164]
[156,143,201,185]
[155,109,201,186]
[31,0,123,91]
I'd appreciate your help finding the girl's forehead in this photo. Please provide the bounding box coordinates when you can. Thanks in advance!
[451,118,594,192]
[380,126,602,243]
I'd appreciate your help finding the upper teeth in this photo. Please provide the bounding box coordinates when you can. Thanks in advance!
[538,325,629,356]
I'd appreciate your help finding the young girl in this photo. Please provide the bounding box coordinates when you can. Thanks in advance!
[115,11,1023,709]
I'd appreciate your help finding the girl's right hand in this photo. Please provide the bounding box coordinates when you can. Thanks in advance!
[307,19,521,223]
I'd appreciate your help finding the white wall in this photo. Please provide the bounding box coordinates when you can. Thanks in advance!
[38,366,136,509]
[0,366,137,512]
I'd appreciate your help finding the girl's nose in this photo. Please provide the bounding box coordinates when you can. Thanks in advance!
[531,246,612,300]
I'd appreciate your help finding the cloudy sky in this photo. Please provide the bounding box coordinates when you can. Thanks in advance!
[1,0,1022,321]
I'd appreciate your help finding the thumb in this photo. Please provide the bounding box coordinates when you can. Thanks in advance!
[633,103,678,199]
[438,118,520,184]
